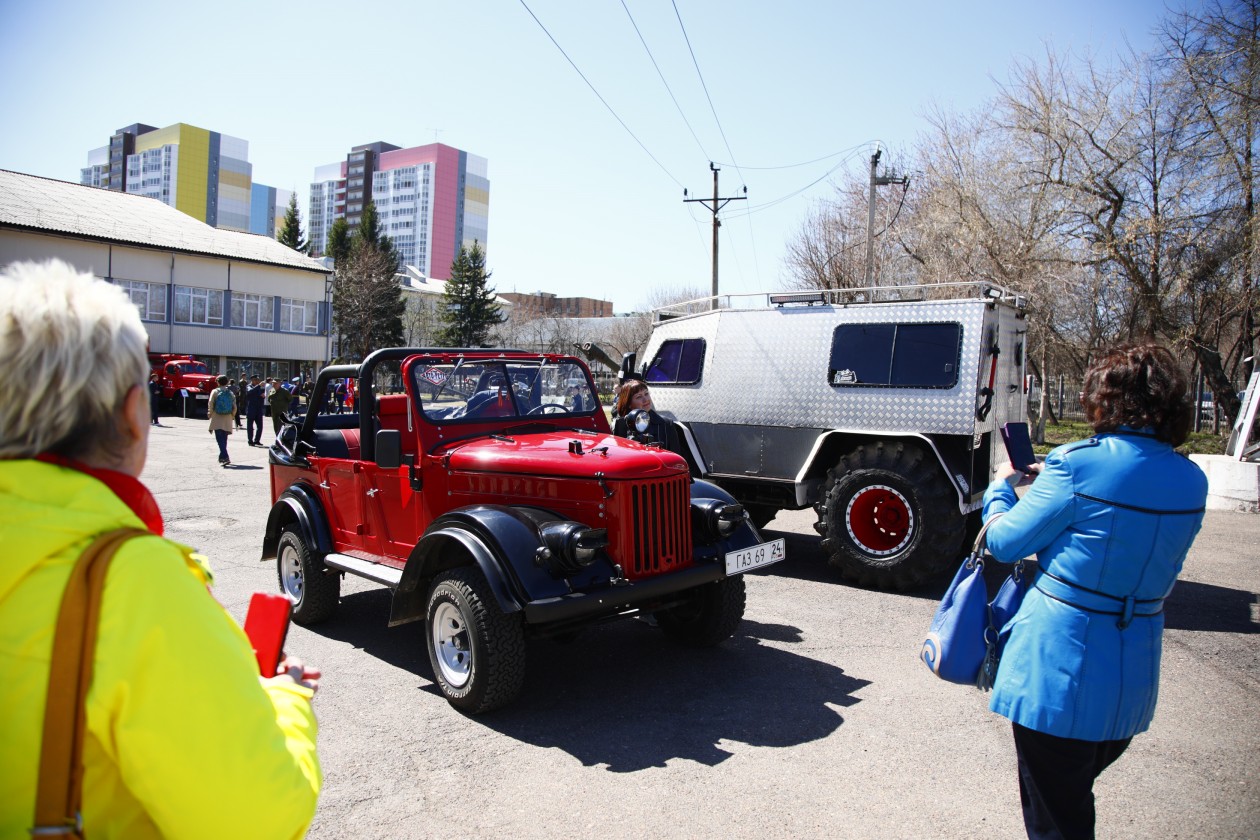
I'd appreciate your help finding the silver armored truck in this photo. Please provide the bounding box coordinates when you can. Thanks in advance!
[622,282,1029,590]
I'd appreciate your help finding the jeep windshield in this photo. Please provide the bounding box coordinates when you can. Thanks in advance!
[412,357,598,422]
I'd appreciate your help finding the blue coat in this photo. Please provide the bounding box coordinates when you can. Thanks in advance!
[981,430,1207,741]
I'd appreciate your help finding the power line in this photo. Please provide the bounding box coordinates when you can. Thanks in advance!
[712,141,876,171]
[517,0,685,190]
[671,1,760,279]
[620,0,710,162]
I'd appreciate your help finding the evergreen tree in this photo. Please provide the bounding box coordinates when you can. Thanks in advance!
[352,201,399,270]
[325,218,352,264]
[438,242,502,347]
[276,193,307,253]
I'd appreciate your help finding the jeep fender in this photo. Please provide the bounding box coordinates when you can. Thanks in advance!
[388,505,612,627]
[797,431,979,514]
[689,479,765,554]
[262,483,333,560]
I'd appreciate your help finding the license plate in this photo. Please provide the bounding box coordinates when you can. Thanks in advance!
[725,538,785,575]
[195,394,209,401]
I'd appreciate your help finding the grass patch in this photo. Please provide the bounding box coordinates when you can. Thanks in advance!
[1035,420,1226,456]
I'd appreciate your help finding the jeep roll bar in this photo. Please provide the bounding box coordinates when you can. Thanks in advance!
[298,347,527,463]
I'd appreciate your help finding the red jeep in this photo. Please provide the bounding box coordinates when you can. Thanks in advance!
[262,348,784,713]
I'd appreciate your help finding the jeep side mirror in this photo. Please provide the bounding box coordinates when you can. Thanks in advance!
[620,351,637,383]
[376,429,402,470]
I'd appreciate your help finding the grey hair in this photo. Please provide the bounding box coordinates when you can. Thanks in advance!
[0,259,150,462]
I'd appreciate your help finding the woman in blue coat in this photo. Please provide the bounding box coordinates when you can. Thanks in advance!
[982,343,1208,840]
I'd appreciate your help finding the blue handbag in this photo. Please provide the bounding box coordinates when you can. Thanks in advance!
[920,516,1028,689]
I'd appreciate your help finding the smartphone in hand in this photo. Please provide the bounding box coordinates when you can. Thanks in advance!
[1000,421,1037,472]
[243,592,291,676]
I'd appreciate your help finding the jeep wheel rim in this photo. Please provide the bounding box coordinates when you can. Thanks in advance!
[280,544,304,602]
[432,602,473,688]
[845,484,913,556]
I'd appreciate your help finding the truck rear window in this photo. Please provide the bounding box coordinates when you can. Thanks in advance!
[645,339,705,385]
[828,322,961,388]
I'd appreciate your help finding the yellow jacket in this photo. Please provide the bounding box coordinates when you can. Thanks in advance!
[0,460,321,838]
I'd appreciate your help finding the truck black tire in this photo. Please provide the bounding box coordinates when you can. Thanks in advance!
[426,566,527,714]
[815,441,963,590]
[655,575,746,647]
[277,526,340,625]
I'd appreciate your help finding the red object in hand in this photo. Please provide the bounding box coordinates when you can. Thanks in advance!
[243,592,291,676]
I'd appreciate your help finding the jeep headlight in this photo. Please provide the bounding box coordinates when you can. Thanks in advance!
[535,521,608,576]
[626,409,651,435]
[691,499,747,543]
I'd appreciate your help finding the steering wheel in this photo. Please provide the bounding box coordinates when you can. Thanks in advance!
[527,402,570,415]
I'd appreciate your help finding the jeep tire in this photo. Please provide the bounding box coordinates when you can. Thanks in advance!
[426,566,526,714]
[815,441,962,590]
[277,526,340,625]
[655,576,746,647]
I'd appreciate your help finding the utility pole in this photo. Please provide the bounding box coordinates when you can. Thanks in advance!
[864,149,910,286]
[684,162,746,308]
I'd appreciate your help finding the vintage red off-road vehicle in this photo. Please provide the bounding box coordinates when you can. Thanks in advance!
[261,348,784,713]
[149,353,217,411]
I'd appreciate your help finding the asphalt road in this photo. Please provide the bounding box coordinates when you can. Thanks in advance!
[145,413,1260,840]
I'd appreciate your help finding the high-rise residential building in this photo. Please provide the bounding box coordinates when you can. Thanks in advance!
[308,141,488,280]
[81,122,288,235]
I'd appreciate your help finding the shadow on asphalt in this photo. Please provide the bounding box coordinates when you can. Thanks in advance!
[1165,580,1259,634]
[311,590,871,771]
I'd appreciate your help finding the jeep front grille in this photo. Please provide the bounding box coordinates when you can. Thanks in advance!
[621,474,692,578]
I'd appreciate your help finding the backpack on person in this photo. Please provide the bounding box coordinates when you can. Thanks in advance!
[212,388,235,415]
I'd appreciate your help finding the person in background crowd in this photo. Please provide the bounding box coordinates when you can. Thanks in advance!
[207,375,236,466]
[147,372,162,426]
[245,375,266,447]
[263,378,274,420]
[980,342,1208,840]
[231,378,244,429]
[0,259,322,839]
[333,379,346,414]
[269,379,292,439]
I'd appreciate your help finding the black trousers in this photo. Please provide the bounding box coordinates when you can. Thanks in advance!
[1012,723,1132,840]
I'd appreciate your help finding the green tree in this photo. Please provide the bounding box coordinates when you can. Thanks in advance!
[325,218,352,264]
[276,193,307,253]
[438,242,502,347]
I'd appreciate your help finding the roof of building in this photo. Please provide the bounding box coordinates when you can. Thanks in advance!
[0,169,330,274]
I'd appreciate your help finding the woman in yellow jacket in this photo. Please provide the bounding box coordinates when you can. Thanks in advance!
[0,260,322,839]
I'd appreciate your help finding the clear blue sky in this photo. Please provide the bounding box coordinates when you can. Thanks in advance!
[0,0,1187,312]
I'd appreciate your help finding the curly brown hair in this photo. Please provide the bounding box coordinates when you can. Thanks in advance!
[1081,342,1193,446]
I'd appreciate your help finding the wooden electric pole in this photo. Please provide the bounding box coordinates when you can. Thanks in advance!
[684,162,746,308]
[864,149,910,286]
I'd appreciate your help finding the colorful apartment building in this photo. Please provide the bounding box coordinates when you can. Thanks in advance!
[308,141,488,280]
[82,122,289,235]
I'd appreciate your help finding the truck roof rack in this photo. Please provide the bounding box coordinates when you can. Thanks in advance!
[650,281,1025,323]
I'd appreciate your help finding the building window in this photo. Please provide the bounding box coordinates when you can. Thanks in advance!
[173,285,224,326]
[280,298,319,334]
[231,292,275,330]
[115,278,167,322]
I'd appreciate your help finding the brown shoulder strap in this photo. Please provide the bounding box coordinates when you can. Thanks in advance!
[33,528,148,839]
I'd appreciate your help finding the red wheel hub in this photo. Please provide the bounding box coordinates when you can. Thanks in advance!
[845,484,913,555]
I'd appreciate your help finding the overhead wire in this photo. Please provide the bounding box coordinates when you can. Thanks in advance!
[517,0,685,190]
[671,0,757,286]
[621,0,710,163]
